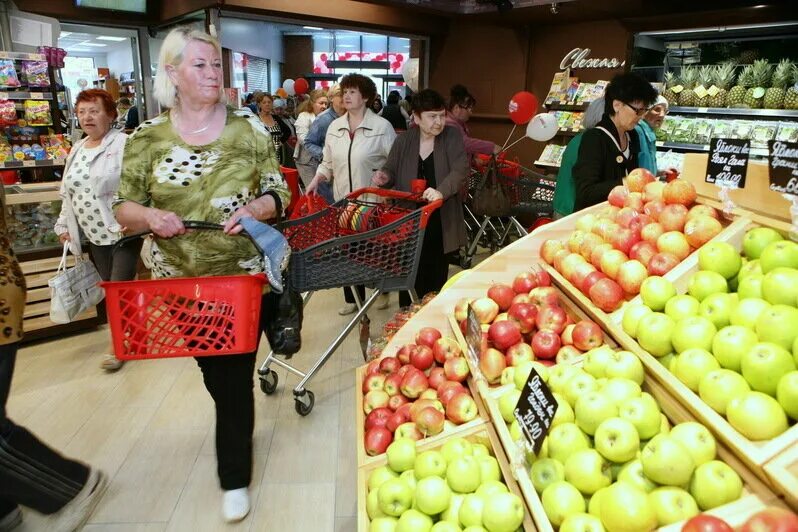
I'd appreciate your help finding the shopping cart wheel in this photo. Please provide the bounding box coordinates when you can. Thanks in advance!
[259,370,278,395]
[294,390,315,416]
[459,255,472,269]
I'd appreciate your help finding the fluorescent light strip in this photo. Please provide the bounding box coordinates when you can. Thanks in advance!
[96,36,127,41]
[81,42,107,47]
[303,26,323,30]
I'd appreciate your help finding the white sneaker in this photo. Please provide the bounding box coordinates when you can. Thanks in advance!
[99,355,124,372]
[45,468,108,532]
[222,488,250,522]
[375,293,390,310]
[338,303,357,316]
[0,507,22,532]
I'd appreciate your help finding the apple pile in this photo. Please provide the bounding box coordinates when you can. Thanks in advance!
[363,327,480,457]
[366,435,527,531]
[683,507,798,532]
[623,227,798,441]
[496,356,744,531]
[540,173,722,312]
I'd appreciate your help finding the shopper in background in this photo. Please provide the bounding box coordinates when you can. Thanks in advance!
[636,95,669,176]
[0,186,109,532]
[293,89,329,186]
[380,90,410,131]
[372,89,468,306]
[246,91,263,115]
[371,94,384,114]
[54,88,140,372]
[445,84,501,156]
[552,97,605,218]
[306,73,396,315]
[257,93,292,165]
[273,98,297,167]
[303,84,345,204]
[113,26,290,523]
[116,97,132,128]
[572,72,658,211]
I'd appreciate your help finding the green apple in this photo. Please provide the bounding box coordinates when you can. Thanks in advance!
[727,391,789,440]
[513,361,534,392]
[617,459,657,493]
[548,365,581,395]
[547,422,591,463]
[378,478,414,516]
[671,316,717,353]
[594,417,640,463]
[794,335,798,365]
[462,524,488,532]
[622,305,654,339]
[500,366,515,386]
[367,488,387,519]
[400,470,417,491]
[659,414,671,435]
[369,465,399,492]
[604,350,645,385]
[415,476,451,515]
[563,373,598,407]
[741,342,796,396]
[575,391,619,436]
[414,450,447,479]
[583,345,617,378]
[441,437,473,464]
[529,458,565,493]
[475,480,508,498]
[669,422,717,466]
[387,438,417,473]
[446,455,481,493]
[699,241,742,279]
[498,388,521,423]
[430,521,460,532]
[649,487,699,526]
[541,481,586,527]
[672,348,720,392]
[730,298,770,329]
[657,353,675,371]
[509,419,522,442]
[665,294,701,322]
[743,227,783,259]
[762,267,798,306]
[482,492,525,532]
[777,371,798,420]
[738,259,763,281]
[699,369,751,415]
[756,304,798,351]
[738,274,764,300]
[641,434,696,486]
[640,276,677,311]
[601,378,642,407]
[552,392,576,427]
[560,513,605,532]
[636,312,675,357]
[600,482,657,532]
[458,493,485,528]
[587,487,607,517]
[688,271,729,301]
[728,274,739,292]
[619,392,662,440]
[471,443,490,459]
[564,449,611,495]
[689,460,743,510]
[712,325,759,372]
[370,516,398,532]
[478,456,502,484]
[698,293,736,329]
[396,509,433,532]
[759,239,798,272]
[440,492,465,523]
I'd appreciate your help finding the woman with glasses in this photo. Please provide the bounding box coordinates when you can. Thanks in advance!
[635,95,669,176]
[445,84,501,156]
[572,72,658,211]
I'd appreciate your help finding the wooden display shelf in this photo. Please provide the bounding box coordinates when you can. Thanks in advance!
[357,423,537,532]
[764,445,798,511]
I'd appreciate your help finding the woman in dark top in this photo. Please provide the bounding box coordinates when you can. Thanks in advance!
[572,72,658,211]
[257,93,292,165]
[381,90,410,131]
[372,89,469,306]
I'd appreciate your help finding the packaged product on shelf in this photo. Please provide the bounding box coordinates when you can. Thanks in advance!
[21,61,50,88]
[711,120,735,140]
[657,150,685,174]
[0,59,20,88]
[587,80,609,101]
[558,111,573,129]
[0,99,16,126]
[573,82,592,104]
[776,121,798,142]
[0,138,12,163]
[23,100,51,126]
[544,71,569,104]
[730,120,754,140]
[565,77,580,102]
[670,116,696,143]
[656,116,675,142]
[692,119,714,145]
[570,112,584,130]
[40,134,71,159]
[751,121,778,146]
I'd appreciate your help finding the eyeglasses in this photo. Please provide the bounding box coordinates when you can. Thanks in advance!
[623,102,651,116]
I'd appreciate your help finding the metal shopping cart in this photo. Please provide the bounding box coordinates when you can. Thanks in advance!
[257,187,442,416]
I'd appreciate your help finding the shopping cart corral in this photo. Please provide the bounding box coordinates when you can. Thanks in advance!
[258,187,442,416]
[461,155,556,268]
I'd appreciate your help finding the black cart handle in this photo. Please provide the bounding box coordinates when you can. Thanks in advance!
[113,220,258,252]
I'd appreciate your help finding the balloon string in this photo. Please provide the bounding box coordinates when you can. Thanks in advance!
[501,124,517,151]
[504,135,528,151]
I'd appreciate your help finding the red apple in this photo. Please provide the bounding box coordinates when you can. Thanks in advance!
[647,252,680,276]
[663,179,697,206]
[364,426,393,456]
[682,515,734,532]
[479,348,507,384]
[387,394,409,412]
[512,293,531,306]
[410,399,444,421]
[386,410,409,432]
[616,259,648,295]
[533,266,552,287]
[590,243,614,269]
[629,240,656,267]
[571,320,603,351]
[394,422,423,441]
[608,185,629,207]
[657,231,691,261]
[362,373,386,394]
[397,344,414,365]
[536,305,567,334]
[505,342,535,367]
[529,286,560,308]
[432,336,462,364]
[688,204,719,220]
[659,203,689,232]
[641,222,665,246]
[409,345,434,371]
[624,191,645,212]
[508,302,538,334]
[616,207,641,229]
[400,368,429,399]
[472,297,500,324]
[379,356,401,375]
[540,239,565,265]
[383,373,402,396]
[684,215,723,248]
[444,357,470,382]
[593,219,619,241]
[561,253,587,280]
[568,230,587,254]
[531,329,561,360]
[396,364,414,380]
[396,402,413,419]
[600,249,629,280]
[415,406,445,436]
[643,181,665,203]
[599,205,621,219]
[438,381,468,406]
[552,248,571,272]
[488,320,522,351]
[740,507,798,532]
[446,393,479,424]
[487,283,516,311]
[419,388,438,401]
[580,270,608,295]
[365,407,393,431]
[611,227,642,255]
[364,390,390,414]
[561,324,576,345]
[428,367,447,390]
[578,233,605,260]
[589,278,624,312]
[512,271,539,294]
[416,327,442,349]
[570,261,598,288]
[493,312,509,323]
[366,358,381,376]
[453,298,474,322]
[627,168,656,192]
[643,199,666,221]
[556,345,582,365]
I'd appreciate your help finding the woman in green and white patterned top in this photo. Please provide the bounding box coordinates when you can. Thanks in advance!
[113,27,289,523]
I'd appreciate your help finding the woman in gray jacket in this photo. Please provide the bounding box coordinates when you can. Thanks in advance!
[372,89,469,306]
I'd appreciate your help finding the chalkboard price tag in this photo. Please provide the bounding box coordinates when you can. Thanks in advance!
[768,140,798,197]
[706,138,750,189]
[514,368,558,455]
[465,306,482,368]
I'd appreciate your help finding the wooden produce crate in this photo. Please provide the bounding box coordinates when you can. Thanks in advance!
[357,422,537,532]
[355,363,490,469]
[764,445,798,511]
[480,373,784,532]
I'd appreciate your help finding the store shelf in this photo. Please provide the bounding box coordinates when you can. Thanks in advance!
[0,91,53,100]
[0,51,46,61]
[533,160,561,168]
[544,102,589,111]
[556,128,580,137]
[0,159,65,170]
[656,141,769,157]
[670,105,798,118]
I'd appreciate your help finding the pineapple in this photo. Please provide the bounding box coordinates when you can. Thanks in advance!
[707,62,736,108]
[662,71,679,106]
[764,59,792,109]
[695,65,714,107]
[728,64,752,107]
[743,59,772,109]
[786,64,798,110]
[678,67,699,107]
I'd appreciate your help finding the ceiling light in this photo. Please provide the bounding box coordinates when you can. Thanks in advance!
[96,36,127,41]
[60,31,72,37]
[81,42,107,47]
[303,26,323,30]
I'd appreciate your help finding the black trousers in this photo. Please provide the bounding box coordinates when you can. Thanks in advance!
[343,285,367,305]
[89,238,143,283]
[0,343,90,516]
[399,217,449,308]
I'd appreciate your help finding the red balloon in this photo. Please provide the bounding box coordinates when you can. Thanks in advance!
[391,61,401,70]
[313,67,321,74]
[508,91,539,125]
[294,78,309,95]
[320,53,328,62]
[321,81,330,88]
[396,54,404,61]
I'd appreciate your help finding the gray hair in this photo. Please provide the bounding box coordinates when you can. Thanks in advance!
[584,97,605,129]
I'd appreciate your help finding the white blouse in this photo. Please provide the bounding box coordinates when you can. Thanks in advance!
[64,145,120,246]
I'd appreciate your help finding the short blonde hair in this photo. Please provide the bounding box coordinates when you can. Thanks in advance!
[328,84,342,99]
[154,27,224,109]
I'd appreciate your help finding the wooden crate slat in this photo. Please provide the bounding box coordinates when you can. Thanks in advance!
[23,308,97,332]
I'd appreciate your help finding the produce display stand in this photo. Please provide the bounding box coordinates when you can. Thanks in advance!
[356,422,537,532]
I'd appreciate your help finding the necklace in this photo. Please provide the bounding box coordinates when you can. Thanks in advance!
[174,105,218,135]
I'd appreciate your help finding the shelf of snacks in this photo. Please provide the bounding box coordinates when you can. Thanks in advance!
[543,72,607,110]
[358,422,536,531]
[534,160,561,169]
[535,144,566,169]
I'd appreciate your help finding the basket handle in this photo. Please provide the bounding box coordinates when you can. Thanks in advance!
[346,187,443,230]
[112,220,258,253]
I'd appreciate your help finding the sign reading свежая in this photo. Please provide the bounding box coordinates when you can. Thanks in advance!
[560,48,626,70]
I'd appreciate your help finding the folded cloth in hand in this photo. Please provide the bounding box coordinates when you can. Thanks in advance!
[240,217,290,293]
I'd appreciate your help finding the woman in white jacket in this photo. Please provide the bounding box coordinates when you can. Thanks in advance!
[293,89,328,186]
[54,89,141,371]
[307,73,396,314]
